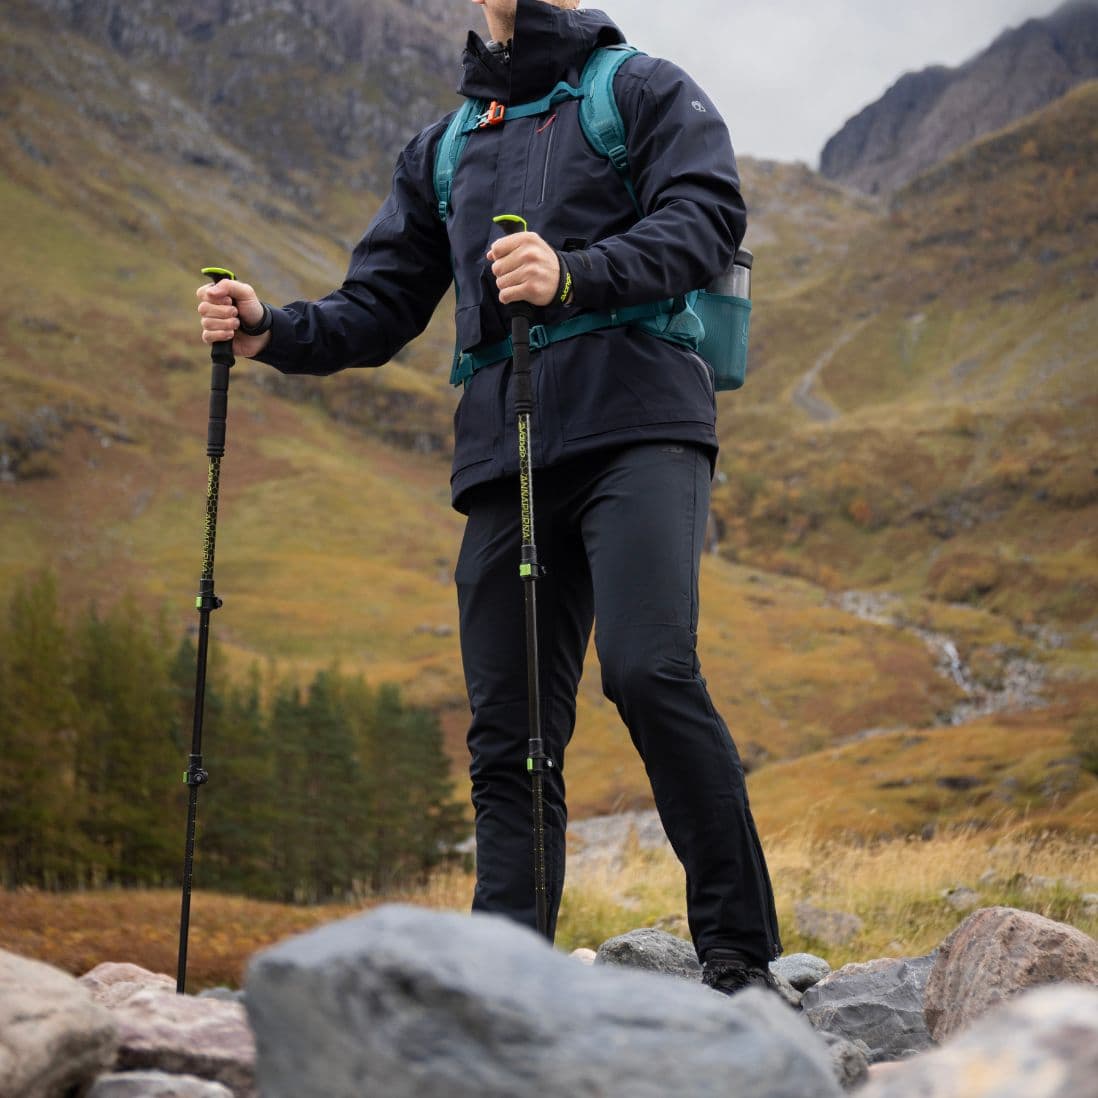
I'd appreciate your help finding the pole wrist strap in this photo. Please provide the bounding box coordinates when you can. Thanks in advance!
[239,302,273,337]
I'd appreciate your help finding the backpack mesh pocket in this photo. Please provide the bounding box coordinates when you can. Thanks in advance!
[695,291,751,391]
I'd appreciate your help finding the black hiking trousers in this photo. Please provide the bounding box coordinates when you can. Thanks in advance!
[456,441,782,964]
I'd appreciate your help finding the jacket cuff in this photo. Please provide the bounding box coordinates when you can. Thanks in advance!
[559,247,607,310]
[554,251,575,307]
[251,306,298,372]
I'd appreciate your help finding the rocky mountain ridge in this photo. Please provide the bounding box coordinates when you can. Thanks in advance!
[21,0,471,197]
[820,0,1098,193]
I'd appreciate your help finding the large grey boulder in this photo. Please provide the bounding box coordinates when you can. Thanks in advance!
[800,954,936,1063]
[80,962,256,1097]
[594,927,701,978]
[924,906,1098,1042]
[857,984,1098,1098]
[88,1071,235,1097]
[0,948,118,1098]
[245,903,844,1098]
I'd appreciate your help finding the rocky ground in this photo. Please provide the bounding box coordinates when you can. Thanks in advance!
[2,903,1097,1097]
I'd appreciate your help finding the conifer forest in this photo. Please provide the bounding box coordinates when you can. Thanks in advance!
[0,573,466,901]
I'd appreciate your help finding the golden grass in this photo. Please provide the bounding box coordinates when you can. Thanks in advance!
[556,823,1098,966]
[5,825,1092,991]
[0,868,476,992]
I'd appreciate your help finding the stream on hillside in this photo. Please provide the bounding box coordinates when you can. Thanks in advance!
[829,590,1050,738]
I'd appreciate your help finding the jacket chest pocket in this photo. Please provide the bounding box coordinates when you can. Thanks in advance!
[524,113,559,208]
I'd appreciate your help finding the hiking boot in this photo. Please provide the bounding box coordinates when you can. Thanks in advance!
[701,953,781,998]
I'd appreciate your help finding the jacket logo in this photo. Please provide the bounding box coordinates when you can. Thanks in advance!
[691,99,707,113]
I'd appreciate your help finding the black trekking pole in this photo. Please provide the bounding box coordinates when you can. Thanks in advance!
[176,265,236,993]
[493,214,552,940]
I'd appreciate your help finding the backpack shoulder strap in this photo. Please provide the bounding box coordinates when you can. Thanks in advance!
[578,44,644,215]
[434,99,483,222]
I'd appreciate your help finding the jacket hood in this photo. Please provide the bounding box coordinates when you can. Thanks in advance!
[460,0,625,103]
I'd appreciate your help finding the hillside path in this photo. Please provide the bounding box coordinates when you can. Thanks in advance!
[792,316,874,421]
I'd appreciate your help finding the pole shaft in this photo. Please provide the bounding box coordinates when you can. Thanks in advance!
[512,313,550,940]
[176,763,202,991]
[177,276,234,994]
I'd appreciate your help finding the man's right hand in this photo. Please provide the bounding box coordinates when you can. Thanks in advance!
[196,278,271,357]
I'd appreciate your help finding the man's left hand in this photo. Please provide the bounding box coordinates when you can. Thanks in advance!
[488,232,561,307]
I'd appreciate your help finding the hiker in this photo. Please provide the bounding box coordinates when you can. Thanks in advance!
[196,0,783,994]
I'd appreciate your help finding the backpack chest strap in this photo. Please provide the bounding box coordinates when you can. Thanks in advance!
[435,83,587,222]
[462,82,586,135]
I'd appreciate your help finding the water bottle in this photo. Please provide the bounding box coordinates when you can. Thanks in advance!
[697,247,753,391]
[708,248,753,300]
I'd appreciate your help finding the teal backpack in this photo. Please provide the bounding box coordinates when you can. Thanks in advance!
[433,45,751,392]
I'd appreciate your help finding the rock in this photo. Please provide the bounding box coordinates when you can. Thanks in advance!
[864,1061,906,1084]
[818,1031,869,1091]
[80,962,176,1009]
[771,952,832,991]
[88,1071,235,1097]
[769,970,804,1010]
[570,948,597,965]
[198,987,246,1003]
[923,905,1098,1042]
[80,963,256,1097]
[0,948,118,1098]
[794,902,864,948]
[566,810,673,876]
[1083,893,1098,918]
[941,886,980,912]
[857,984,1098,1098]
[246,903,844,1098]
[594,928,701,979]
[800,954,936,1063]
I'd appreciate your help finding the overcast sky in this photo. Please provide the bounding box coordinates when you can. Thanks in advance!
[602,0,1068,165]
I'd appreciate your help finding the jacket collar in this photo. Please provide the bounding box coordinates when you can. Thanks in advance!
[460,0,625,104]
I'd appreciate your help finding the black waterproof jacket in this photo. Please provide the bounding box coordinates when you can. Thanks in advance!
[256,0,746,511]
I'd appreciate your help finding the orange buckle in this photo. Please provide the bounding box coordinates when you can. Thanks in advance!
[480,101,506,128]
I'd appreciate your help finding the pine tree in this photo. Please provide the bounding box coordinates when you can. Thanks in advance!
[200,663,278,897]
[266,674,310,901]
[361,682,464,891]
[71,598,179,886]
[297,667,369,902]
[0,573,83,887]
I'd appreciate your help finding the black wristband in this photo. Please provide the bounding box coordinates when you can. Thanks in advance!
[239,302,273,337]
[555,253,575,307]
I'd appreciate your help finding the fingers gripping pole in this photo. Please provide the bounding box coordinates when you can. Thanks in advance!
[178,266,236,994]
[494,215,552,939]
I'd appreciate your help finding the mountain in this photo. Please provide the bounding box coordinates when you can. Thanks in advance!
[820,0,1098,194]
[21,0,471,200]
[1,1,1095,829]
